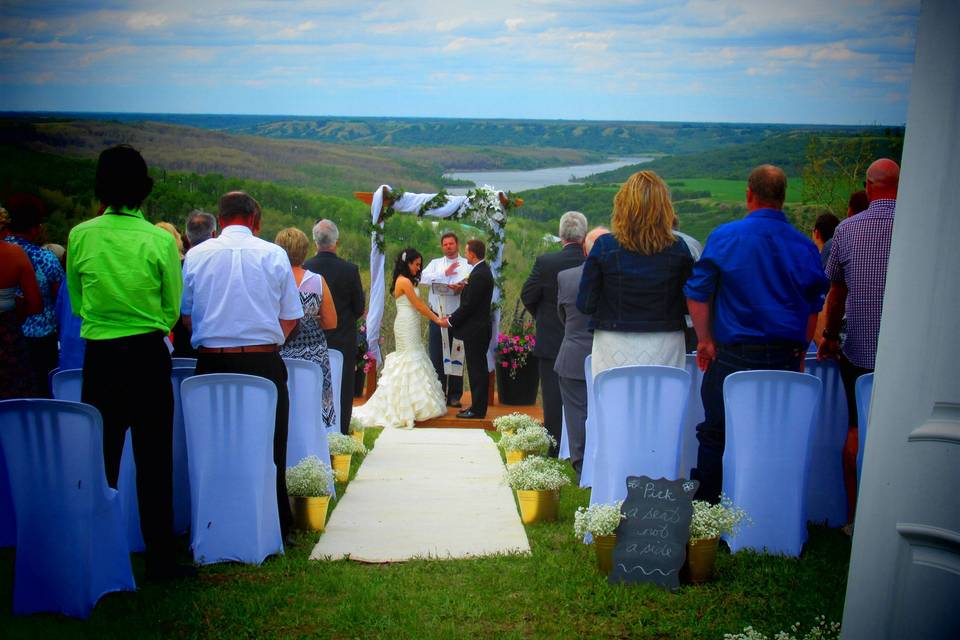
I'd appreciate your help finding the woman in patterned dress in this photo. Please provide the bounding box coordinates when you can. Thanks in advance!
[275,227,338,428]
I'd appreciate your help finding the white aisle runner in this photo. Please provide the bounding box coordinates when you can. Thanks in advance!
[309,428,531,563]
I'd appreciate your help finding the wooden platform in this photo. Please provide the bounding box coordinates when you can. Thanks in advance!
[352,391,542,431]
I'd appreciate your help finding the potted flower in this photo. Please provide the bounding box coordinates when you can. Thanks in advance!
[493,412,538,437]
[685,496,749,583]
[349,416,365,444]
[286,456,335,531]
[495,300,539,405]
[504,456,570,524]
[573,501,624,575]
[327,432,368,483]
[498,424,556,465]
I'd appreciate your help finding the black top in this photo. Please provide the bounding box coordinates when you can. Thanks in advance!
[302,251,365,352]
[520,243,586,359]
[449,261,494,342]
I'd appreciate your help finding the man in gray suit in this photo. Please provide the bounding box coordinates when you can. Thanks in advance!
[554,226,609,477]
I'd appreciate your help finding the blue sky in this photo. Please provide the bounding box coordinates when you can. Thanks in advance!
[0,1,920,125]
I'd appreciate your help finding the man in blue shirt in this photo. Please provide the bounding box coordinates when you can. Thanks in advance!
[684,165,829,503]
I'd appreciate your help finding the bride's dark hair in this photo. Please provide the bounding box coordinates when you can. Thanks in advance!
[391,247,423,289]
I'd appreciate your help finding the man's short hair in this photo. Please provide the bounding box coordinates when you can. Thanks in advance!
[466,238,485,260]
[219,191,260,223]
[848,190,869,216]
[440,231,459,244]
[814,212,841,241]
[4,192,46,233]
[95,145,153,210]
[185,210,217,247]
[748,164,787,208]
[312,219,339,250]
[558,211,588,243]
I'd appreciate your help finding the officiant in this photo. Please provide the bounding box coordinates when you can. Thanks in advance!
[420,231,473,408]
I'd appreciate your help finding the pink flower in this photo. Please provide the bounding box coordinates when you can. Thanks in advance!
[501,361,509,368]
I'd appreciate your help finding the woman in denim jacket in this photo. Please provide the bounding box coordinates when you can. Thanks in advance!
[576,171,694,376]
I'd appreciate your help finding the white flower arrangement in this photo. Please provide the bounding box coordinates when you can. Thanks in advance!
[723,616,840,640]
[328,432,368,456]
[286,456,334,498]
[504,456,571,491]
[349,416,365,434]
[573,501,624,539]
[689,495,749,542]
[498,424,556,456]
[492,412,539,434]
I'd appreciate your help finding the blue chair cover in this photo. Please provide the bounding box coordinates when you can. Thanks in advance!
[855,372,874,485]
[721,370,821,556]
[588,365,690,507]
[171,357,198,370]
[284,358,335,496]
[681,354,704,482]
[558,408,570,460]
[0,449,14,547]
[327,349,343,434]
[171,366,195,534]
[0,399,135,618]
[803,357,848,527]
[181,373,283,565]
[52,368,145,551]
[579,355,596,488]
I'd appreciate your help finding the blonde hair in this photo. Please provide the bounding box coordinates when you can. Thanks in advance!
[275,227,310,266]
[154,221,184,257]
[611,171,676,255]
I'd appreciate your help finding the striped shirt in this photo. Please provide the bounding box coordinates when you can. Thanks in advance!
[825,198,896,369]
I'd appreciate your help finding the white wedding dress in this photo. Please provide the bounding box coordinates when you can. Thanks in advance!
[353,293,447,429]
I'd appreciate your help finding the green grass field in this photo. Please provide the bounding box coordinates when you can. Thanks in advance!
[1,428,849,639]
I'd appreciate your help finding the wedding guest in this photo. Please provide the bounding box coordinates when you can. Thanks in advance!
[522,211,588,453]
[303,219,365,434]
[0,237,41,398]
[812,212,840,269]
[184,209,217,250]
[155,221,185,259]
[685,164,829,503]
[577,171,693,376]
[182,191,303,546]
[847,190,869,218]
[4,192,64,396]
[276,227,339,429]
[67,144,191,579]
[42,243,65,267]
[555,226,608,477]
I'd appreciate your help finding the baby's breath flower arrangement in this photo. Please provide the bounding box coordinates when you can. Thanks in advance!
[689,496,749,542]
[492,412,539,434]
[498,424,556,456]
[504,456,571,491]
[286,456,334,497]
[723,616,840,640]
[573,501,624,538]
[328,432,368,456]
[349,416,365,434]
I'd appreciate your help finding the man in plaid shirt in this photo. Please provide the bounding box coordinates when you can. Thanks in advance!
[817,157,899,526]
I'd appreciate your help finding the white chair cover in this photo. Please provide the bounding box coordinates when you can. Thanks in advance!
[327,349,343,434]
[181,373,283,565]
[558,407,570,460]
[171,366,195,534]
[803,357,848,527]
[579,355,596,488]
[588,365,691,507]
[855,372,874,485]
[0,399,135,618]
[0,444,14,547]
[171,357,198,370]
[681,353,704,481]
[284,358,335,496]
[722,370,822,556]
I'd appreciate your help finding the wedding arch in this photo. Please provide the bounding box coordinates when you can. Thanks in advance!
[354,185,520,378]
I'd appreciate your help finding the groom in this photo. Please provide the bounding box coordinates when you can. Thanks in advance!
[445,239,494,419]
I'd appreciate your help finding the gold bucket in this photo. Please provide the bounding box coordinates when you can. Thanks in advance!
[685,536,719,583]
[594,534,617,575]
[505,449,527,465]
[516,489,559,524]
[290,495,330,531]
[351,431,365,445]
[330,454,352,482]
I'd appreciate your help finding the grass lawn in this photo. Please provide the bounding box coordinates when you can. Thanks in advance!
[1,428,849,639]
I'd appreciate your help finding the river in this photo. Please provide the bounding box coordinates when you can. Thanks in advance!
[443,156,653,194]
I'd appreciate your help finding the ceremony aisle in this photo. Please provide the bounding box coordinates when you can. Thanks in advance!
[310,428,531,562]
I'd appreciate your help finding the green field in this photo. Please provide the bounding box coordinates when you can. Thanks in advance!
[665,178,806,204]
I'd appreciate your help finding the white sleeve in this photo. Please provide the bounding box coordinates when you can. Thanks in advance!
[419,258,443,286]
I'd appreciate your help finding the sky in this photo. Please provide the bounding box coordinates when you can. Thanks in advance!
[0,0,920,125]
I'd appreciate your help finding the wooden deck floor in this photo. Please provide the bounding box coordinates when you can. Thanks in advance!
[352,391,542,430]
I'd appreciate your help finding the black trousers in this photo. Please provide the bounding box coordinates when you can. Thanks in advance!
[837,353,873,429]
[538,356,563,457]
[195,351,292,538]
[464,333,490,417]
[428,321,463,402]
[558,375,587,475]
[329,339,356,435]
[82,331,175,565]
[26,333,59,398]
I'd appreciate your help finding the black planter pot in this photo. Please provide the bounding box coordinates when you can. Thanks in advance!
[496,359,540,406]
[353,369,366,397]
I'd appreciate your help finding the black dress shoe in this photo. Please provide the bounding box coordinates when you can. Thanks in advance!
[456,409,484,419]
[447,399,462,408]
[283,534,299,549]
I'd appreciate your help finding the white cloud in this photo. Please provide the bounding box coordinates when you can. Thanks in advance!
[126,13,169,31]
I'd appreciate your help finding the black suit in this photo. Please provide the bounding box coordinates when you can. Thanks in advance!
[520,243,585,453]
[449,261,494,417]
[302,251,365,434]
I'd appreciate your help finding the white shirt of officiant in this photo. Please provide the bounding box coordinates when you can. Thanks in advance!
[419,254,473,314]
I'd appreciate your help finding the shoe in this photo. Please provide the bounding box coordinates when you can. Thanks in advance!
[447,399,462,408]
[283,534,299,549]
[456,409,484,419]
[145,562,198,582]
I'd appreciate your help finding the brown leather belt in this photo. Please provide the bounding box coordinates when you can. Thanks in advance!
[198,344,279,353]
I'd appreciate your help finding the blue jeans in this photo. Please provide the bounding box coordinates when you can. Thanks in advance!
[691,343,804,503]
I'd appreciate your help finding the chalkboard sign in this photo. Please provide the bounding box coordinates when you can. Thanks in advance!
[608,476,698,590]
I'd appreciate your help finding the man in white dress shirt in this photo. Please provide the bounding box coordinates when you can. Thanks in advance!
[181,191,303,545]
[419,231,473,407]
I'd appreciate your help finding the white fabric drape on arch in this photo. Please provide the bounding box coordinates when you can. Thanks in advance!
[367,185,504,374]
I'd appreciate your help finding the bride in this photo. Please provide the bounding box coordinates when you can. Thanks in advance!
[352,248,448,429]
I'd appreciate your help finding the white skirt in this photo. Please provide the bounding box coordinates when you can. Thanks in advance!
[591,329,686,378]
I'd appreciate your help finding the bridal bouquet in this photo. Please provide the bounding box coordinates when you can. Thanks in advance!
[497,300,536,379]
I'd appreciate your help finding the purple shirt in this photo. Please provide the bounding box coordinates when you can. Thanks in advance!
[825,198,896,369]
